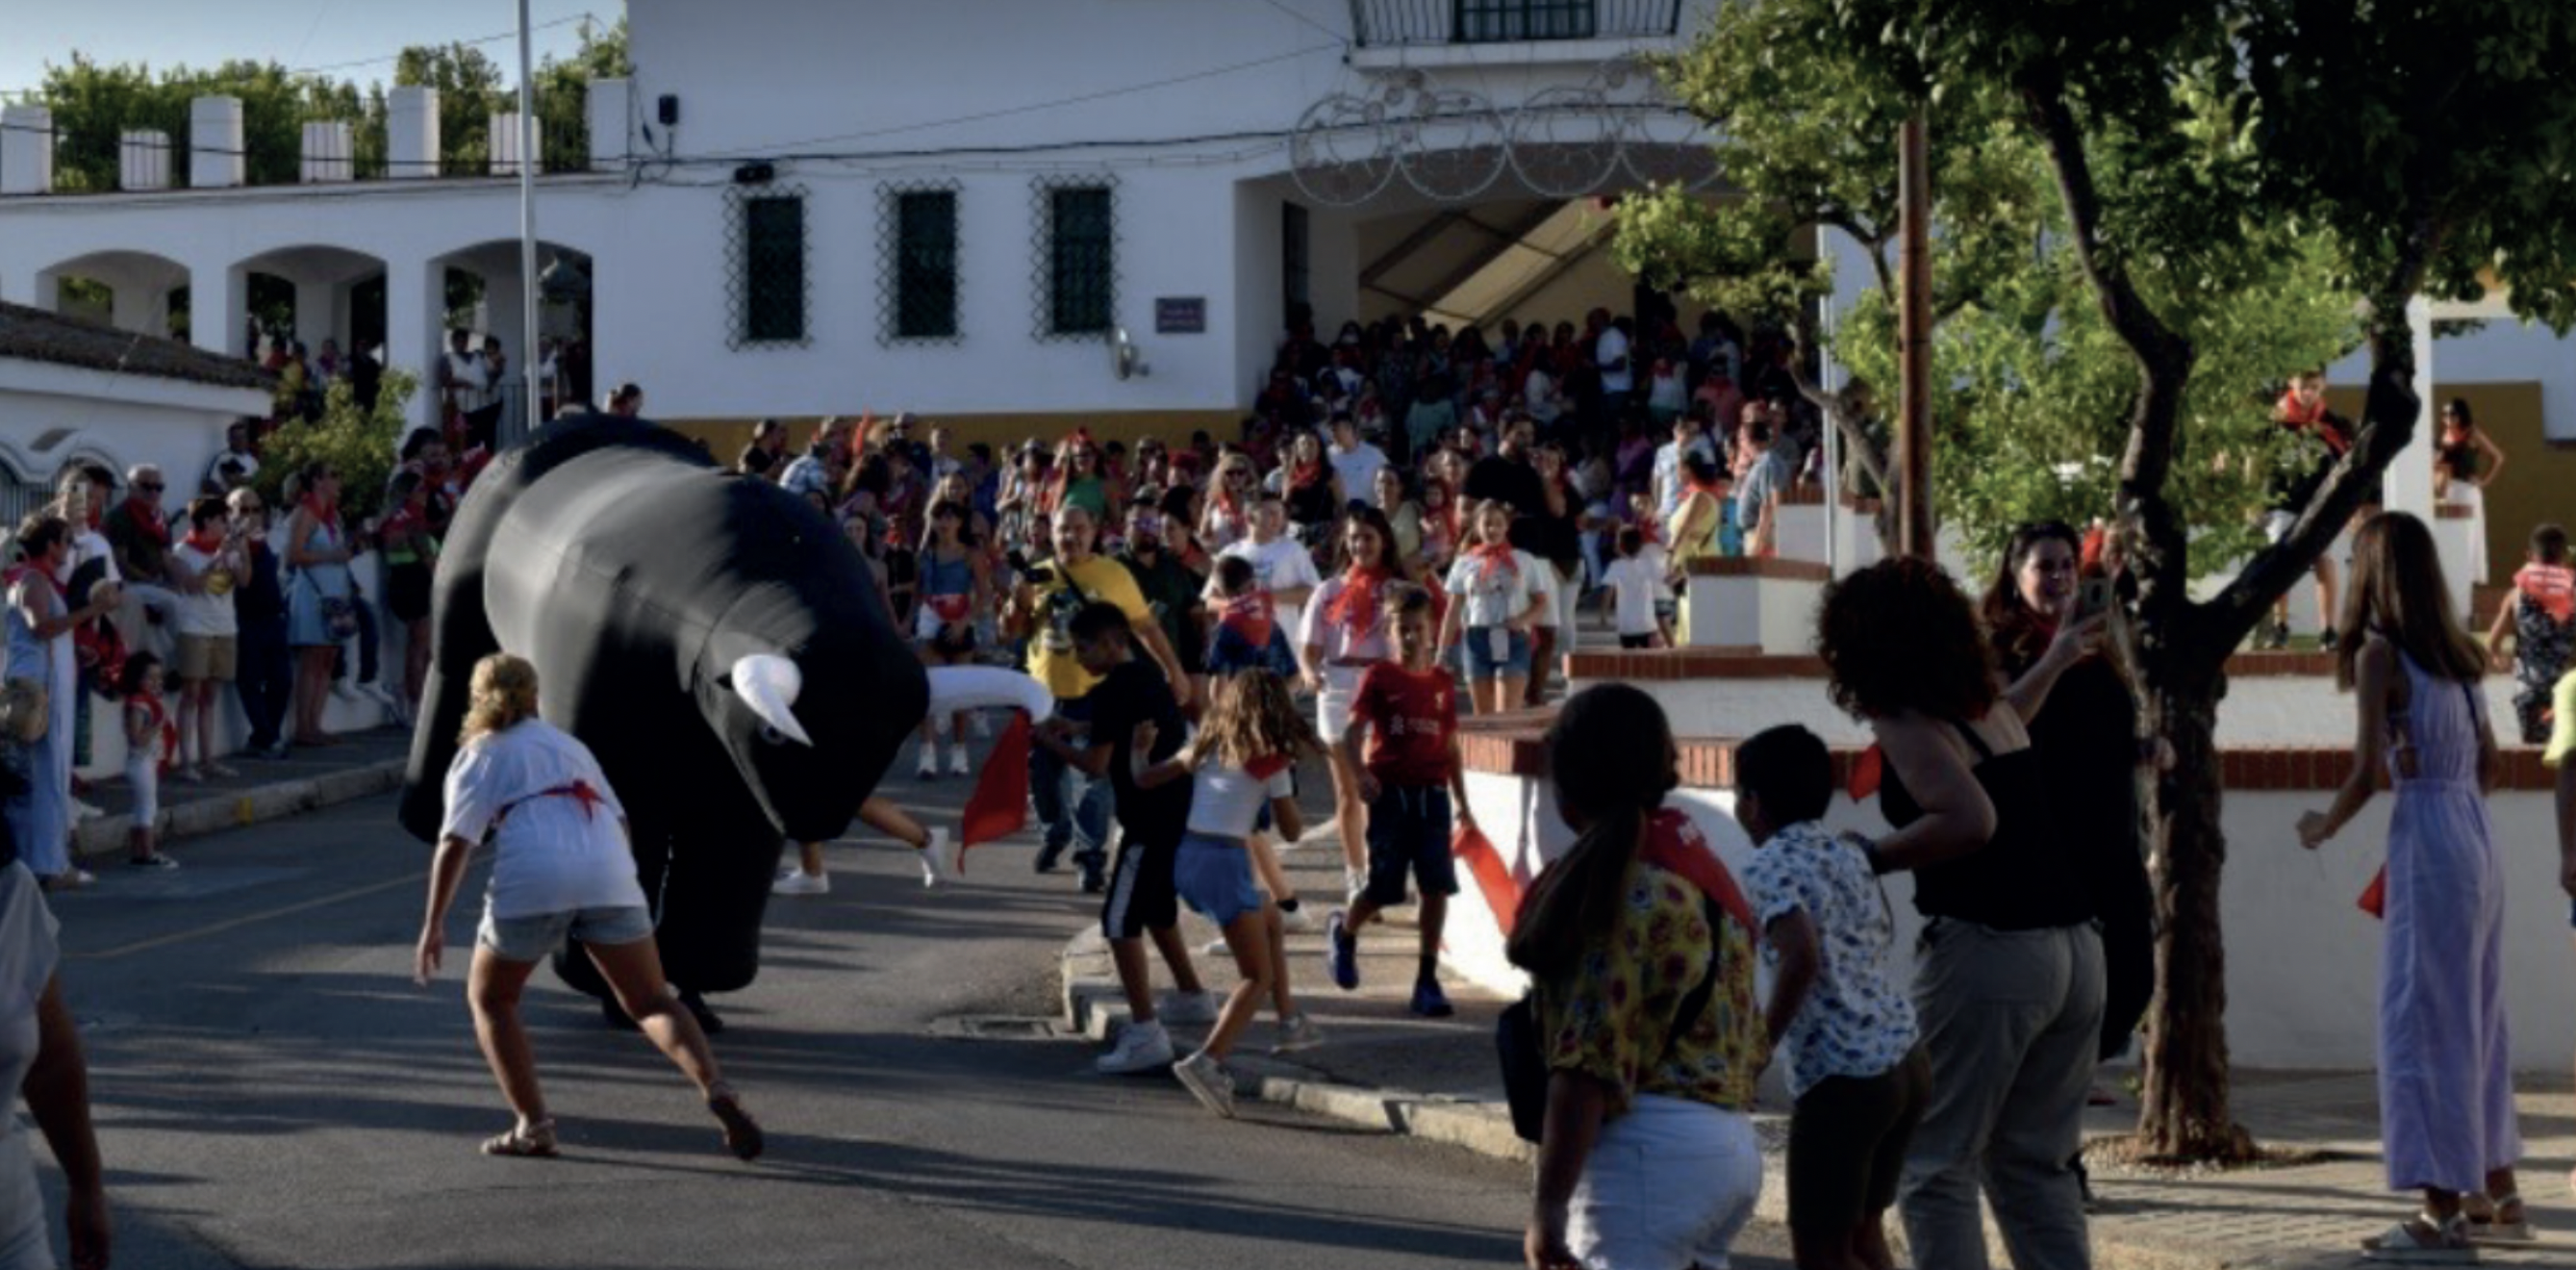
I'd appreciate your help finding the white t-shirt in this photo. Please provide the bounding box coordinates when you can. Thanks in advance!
[1604,556,1665,636]
[1215,536,1324,641]
[168,541,240,637]
[1444,548,1544,630]
[1298,573,1395,664]
[205,448,260,489]
[440,719,650,920]
[0,866,56,1270]
[1186,757,1298,840]
[1596,326,1633,394]
[1653,434,1719,519]
[1328,442,1389,508]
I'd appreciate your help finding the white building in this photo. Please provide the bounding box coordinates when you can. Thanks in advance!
[0,0,1731,455]
[0,301,270,516]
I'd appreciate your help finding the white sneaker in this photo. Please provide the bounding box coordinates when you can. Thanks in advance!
[971,712,993,740]
[771,868,829,896]
[1271,1012,1325,1054]
[332,681,364,703]
[1096,1020,1174,1075]
[1201,936,1230,957]
[1173,1051,1236,1118]
[1275,904,1318,934]
[917,743,940,778]
[70,799,104,823]
[948,746,972,777]
[919,827,962,888]
[364,683,401,718]
[1156,989,1219,1026]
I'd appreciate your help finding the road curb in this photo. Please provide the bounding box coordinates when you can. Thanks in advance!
[73,758,407,859]
[1057,928,2281,1270]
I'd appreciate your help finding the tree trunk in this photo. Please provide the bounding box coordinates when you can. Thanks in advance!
[2133,665,2259,1161]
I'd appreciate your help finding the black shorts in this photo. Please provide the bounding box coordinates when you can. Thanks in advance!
[1786,1047,1931,1236]
[1100,830,1180,940]
[386,562,433,623]
[1361,784,1457,908]
[1618,633,1654,649]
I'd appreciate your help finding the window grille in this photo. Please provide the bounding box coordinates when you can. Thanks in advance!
[880,183,962,344]
[1454,0,1598,41]
[728,187,810,349]
[1032,180,1117,341]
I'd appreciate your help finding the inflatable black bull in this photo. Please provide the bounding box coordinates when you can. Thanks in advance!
[398,418,926,1013]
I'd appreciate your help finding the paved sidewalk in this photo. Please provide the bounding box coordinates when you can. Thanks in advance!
[64,727,411,867]
[1061,826,2576,1269]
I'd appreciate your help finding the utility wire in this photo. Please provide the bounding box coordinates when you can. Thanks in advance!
[0,12,594,99]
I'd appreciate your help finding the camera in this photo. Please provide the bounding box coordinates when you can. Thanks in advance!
[1004,549,1057,587]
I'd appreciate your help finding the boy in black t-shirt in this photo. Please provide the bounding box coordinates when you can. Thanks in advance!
[1033,601,1214,1075]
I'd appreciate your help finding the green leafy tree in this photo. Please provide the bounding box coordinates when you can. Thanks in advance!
[1647,0,2576,1161]
[392,43,509,176]
[256,370,415,527]
[38,55,371,190]
[536,16,631,171]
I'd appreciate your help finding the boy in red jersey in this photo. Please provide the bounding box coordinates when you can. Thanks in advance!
[1326,585,1477,1016]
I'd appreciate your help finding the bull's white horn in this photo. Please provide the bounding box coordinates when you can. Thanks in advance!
[729,653,812,747]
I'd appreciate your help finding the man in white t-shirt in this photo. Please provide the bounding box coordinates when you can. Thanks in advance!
[1206,495,1322,641]
[1593,309,1633,421]
[1652,411,1721,520]
[1326,415,1388,510]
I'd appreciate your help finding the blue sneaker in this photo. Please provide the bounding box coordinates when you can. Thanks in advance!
[1326,910,1359,991]
[1409,978,1454,1019]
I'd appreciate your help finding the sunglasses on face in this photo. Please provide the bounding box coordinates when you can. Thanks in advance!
[137,482,164,493]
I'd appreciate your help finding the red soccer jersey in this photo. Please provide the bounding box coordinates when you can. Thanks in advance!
[1351,663,1458,788]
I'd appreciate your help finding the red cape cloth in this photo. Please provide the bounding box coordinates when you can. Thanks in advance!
[958,711,1035,858]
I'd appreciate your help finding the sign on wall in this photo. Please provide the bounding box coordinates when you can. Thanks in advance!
[1154,296,1206,335]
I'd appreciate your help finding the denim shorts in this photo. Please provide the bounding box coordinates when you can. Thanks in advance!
[1462,625,1532,680]
[477,904,656,963]
[1174,833,1267,927]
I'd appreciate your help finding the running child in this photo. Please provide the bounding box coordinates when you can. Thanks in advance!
[118,653,179,870]
[1325,587,1473,1017]
[2486,523,2574,744]
[1203,555,1315,928]
[1039,601,1217,1075]
[1133,669,1324,1117]
[1736,724,1924,1270]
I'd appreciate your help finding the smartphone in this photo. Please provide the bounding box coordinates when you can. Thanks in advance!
[2077,576,2113,620]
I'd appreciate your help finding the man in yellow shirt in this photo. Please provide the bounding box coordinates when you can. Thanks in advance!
[1009,504,1191,890]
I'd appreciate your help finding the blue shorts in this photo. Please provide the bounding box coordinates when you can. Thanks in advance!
[477,904,655,963]
[1174,833,1267,927]
[1362,785,1459,908]
[1462,626,1532,680]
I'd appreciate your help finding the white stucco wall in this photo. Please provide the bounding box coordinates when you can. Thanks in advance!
[1594,668,2523,750]
[1450,768,2576,1072]
[0,361,265,498]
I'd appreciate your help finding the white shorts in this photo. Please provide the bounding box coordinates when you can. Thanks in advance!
[1569,1094,1760,1269]
[1545,562,1578,632]
[1317,664,1367,744]
[124,760,157,827]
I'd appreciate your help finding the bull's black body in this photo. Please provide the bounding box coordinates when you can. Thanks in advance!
[397,417,925,997]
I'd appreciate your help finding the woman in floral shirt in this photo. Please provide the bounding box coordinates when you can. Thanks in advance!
[1513,683,1768,1270]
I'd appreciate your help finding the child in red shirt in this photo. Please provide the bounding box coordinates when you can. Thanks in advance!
[1326,585,1477,1016]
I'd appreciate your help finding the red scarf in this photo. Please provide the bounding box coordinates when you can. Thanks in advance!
[2516,563,2576,625]
[123,497,171,546]
[131,691,179,774]
[2,559,63,598]
[1289,459,1326,491]
[1684,471,1728,502]
[184,525,224,555]
[1324,565,1394,635]
[1468,541,1519,587]
[301,493,341,535]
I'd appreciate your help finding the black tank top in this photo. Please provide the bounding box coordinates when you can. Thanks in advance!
[1880,718,2091,930]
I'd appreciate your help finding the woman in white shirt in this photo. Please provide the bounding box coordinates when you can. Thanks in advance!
[415,653,763,1161]
[0,838,108,1270]
[1439,500,1547,716]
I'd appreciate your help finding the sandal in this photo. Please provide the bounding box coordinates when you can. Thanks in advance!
[2361,1212,2478,1263]
[479,1118,559,1158]
[2464,1193,2535,1243]
[706,1084,764,1161]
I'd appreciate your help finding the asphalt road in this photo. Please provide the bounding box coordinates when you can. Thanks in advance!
[36,774,1791,1270]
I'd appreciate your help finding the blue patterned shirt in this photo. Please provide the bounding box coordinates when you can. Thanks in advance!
[1743,821,1918,1098]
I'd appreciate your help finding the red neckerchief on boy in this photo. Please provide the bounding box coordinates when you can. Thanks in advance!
[1220,592,1275,650]
[183,523,225,556]
[124,495,171,546]
[1324,565,1394,638]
